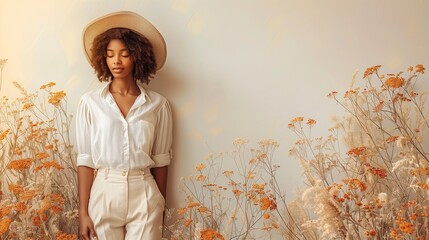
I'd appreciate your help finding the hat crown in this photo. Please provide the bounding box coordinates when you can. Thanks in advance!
[83,11,167,70]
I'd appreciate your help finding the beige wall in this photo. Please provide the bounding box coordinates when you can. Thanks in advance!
[1,0,428,207]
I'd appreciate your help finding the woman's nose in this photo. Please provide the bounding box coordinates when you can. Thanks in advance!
[113,56,121,64]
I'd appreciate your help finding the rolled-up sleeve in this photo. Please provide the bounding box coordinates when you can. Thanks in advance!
[151,100,173,167]
[75,97,95,168]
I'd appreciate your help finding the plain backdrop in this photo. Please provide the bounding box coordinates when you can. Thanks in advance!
[1,0,428,209]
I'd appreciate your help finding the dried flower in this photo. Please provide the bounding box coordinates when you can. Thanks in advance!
[56,231,78,240]
[306,118,317,126]
[415,64,425,74]
[177,208,187,215]
[195,163,206,171]
[0,129,10,141]
[347,147,366,157]
[233,137,248,146]
[363,65,381,78]
[48,91,66,106]
[40,82,56,90]
[384,76,404,88]
[0,217,11,234]
[6,158,33,171]
[8,184,24,195]
[35,152,50,160]
[200,228,224,240]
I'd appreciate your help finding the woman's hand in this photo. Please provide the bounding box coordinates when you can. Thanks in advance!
[78,166,96,239]
[79,213,97,240]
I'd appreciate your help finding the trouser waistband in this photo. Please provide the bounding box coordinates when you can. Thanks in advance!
[94,168,151,178]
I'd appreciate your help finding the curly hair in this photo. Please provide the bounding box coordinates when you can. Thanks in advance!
[90,28,157,84]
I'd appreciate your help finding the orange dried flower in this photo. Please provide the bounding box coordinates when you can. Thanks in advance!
[260,197,276,210]
[344,89,359,97]
[177,208,187,215]
[185,218,193,227]
[327,91,338,98]
[415,64,425,74]
[6,158,33,171]
[223,170,233,177]
[347,147,366,157]
[367,166,388,179]
[196,174,205,181]
[200,228,225,240]
[187,202,201,208]
[35,152,50,160]
[0,129,10,141]
[0,206,12,218]
[343,178,367,192]
[373,101,384,112]
[0,217,11,234]
[20,189,38,201]
[48,91,66,106]
[8,184,24,195]
[290,117,304,123]
[198,206,209,213]
[232,189,242,197]
[195,163,206,171]
[15,202,28,213]
[251,183,266,194]
[365,230,376,237]
[22,103,34,110]
[40,82,56,90]
[386,136,399,143]
[398,221,414,234]
[34,160,64,172]
[263,213,270,219]
[385,76,404,88]
[40,193,65,214]
[31,215,43,226]
[363,65,382,78]
[232,189,243,197]
[410,167,429,176]
[306,119,316,126]
[390,229,398,237]
[45,144,54,150]
[56,231,78,240]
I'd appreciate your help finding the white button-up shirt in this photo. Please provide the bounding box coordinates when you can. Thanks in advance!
[75,83,172,170]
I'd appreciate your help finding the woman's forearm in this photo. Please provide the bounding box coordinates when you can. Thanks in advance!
[78,166,95,216]
[151,166,168,200]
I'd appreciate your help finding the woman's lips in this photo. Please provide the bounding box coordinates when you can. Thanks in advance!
[111,68,124,73]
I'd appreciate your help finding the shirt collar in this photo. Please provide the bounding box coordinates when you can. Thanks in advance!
[100,82,151,104]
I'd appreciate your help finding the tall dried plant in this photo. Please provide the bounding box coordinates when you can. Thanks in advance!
[0,81,78,239]
[163,138,309,240]
[288,64,428,239]
[166,64,428,240]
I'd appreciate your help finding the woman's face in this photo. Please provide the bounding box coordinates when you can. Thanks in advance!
[106,39,134,80]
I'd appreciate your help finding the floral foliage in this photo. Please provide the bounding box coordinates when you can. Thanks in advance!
[0,82,78,239]
[288,64,429,239]
[163,138,308,239]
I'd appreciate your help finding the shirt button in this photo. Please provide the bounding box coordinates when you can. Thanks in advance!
[122,171,126,176]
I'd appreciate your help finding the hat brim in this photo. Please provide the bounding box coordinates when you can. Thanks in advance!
[82,11,167,70]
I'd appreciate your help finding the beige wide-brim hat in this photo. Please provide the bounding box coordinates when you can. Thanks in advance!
[82,11,167,70]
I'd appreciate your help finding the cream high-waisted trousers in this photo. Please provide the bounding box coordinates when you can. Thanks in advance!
[88,168,165,240]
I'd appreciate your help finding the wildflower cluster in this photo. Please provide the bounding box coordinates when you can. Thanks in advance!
[163,138,306,239]
[0,82,77,239]
[288,65,429,239]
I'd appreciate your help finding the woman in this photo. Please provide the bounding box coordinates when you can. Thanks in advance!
[76,11,172,240]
